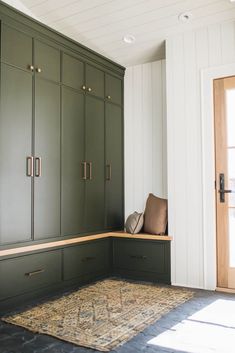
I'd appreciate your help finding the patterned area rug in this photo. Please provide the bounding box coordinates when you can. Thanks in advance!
[3,279,194,351]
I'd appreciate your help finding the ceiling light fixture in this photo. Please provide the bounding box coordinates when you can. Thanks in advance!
[123,34,136,44]
[178,11,193,23]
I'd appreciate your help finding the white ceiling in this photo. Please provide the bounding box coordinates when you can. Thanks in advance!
[3,0,235,66]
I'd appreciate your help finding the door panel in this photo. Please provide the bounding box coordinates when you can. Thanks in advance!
[86,64,104,98]
[34,40,60,82]
[214,77,235,289]
[0,64,32,244]
[85,96,105,231]
[62,53,84,90]
[105,103,123,229]
[34,79,61,239]
[1,24,33,71]
[62,87,85,235]
[105,74,122,105]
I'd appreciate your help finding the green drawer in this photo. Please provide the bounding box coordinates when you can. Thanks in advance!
[113,238,170,274]
[0,250,62,300]
[63,239,110,280]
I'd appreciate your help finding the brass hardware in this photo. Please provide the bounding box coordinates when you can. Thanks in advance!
[82,256,96,262]
[82,161,87,180]
[25,269,45,277]
[28,65,34,72]
[36,67,42,73]
[106,164,112,180]
[82,85,86,90]
[35,157,42,177]
[88,162,92,180]
[26,156,34,177]
[107,95,111,100]
[87,87,92,92]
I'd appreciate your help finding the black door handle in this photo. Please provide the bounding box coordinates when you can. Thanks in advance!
[219,173,235,202]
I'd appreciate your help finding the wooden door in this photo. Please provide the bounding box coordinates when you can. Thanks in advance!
[34,78,61,240]
[214,77,235,290]
[105,103,124,229]
[61,87,85,235]
[0,64,33,244]
[84,95,105,231]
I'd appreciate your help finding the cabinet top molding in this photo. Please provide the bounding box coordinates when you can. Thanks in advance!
[0,1,125,77]
[0,232,172,258]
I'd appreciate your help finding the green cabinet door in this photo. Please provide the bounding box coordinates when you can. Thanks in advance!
[62,53,84,90]
[34,79,61,239]
[1,24,33,72]
[105,103,124,229]
[85,96,105,231]
[0,64,32,244]
[62,87,85,235]
[105,74,122,105]
[86,64,104,98]
[34,40,60,82]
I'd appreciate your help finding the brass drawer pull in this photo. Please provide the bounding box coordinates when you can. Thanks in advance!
[82,256,96,262]
[25,269,45,277]
[81,161,87,180]
[130,255,147,260]
[26,156,34,177]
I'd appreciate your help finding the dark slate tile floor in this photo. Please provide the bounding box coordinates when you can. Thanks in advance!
[0,286,235,353]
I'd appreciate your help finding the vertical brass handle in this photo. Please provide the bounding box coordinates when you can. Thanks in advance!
[106,164,112,180]
[26,156,34,177]
[35,157,42,177]
[25,269,45,277]
[88,162,92,180]
[82,161,87,180]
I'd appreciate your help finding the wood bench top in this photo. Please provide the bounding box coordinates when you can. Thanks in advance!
[0,232,172,258]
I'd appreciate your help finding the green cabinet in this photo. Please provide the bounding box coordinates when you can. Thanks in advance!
[62,53,84,90]
[105,74,122,105]
[34,40,60,82]
[86,64,104,98]
[0,64,33,244]
[105,103,123,229]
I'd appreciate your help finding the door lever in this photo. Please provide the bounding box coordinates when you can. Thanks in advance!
[219,173,234,202]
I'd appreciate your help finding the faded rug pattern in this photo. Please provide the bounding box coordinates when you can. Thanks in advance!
[3,279,194,351]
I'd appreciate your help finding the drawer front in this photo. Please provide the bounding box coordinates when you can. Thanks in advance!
[63,239,110,280]
[113,238,169,273]
[0,250,62,300]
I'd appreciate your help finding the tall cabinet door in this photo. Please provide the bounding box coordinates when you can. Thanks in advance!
[105,103,123,229]
[62,87,85,235]
[85,96,105,231]
[0,64,33,244]
[34,79,61,239]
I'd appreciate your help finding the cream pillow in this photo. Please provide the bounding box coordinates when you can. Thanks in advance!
[125,212,144,234]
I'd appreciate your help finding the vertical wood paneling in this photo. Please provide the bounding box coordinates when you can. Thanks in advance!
[166,20,235,289]
[124,60,167,220]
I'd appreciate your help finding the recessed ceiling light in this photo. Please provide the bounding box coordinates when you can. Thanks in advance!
[123,34,136,44]
[178,11,193,23]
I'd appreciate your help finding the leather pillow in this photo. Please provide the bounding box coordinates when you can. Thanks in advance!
[143,194,167,235]
[125,212,144,234]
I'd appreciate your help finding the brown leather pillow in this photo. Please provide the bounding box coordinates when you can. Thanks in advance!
[143,194,167,235]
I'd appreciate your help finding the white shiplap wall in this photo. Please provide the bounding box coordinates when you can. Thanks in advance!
[124,60,167,220]
[166,20,235,289]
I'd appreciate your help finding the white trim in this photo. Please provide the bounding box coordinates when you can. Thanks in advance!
[201,63,235,290]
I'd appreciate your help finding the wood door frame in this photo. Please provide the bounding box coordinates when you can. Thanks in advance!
[201,64,235,290]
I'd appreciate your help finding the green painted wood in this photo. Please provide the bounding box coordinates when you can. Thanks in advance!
[34,40,60,82]
[0,64,32,244]
[62,53,84,90]
[86,64,104,98]
[85,96,105,231]
[0,250,62,300]
[105,103,124,229]
[62,87,85,235]
[1,23,33,71]
[105,74,122,105]
[63,239,110,280]
[34,78,61,240]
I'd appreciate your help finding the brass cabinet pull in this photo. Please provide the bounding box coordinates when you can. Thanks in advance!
[88,162,92,180]
[107,95,111,100]
[28,65,34,72]
[106,164,112,180]
[25,269,45,277]
[36,67,42,73]
[87,87,92,92]
[82,161,87,180]
[82,85,86,90]
[26,156,34,177]
[35,157,42,177]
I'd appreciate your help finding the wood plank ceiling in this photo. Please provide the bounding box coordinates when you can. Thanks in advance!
[4,0,235,66]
